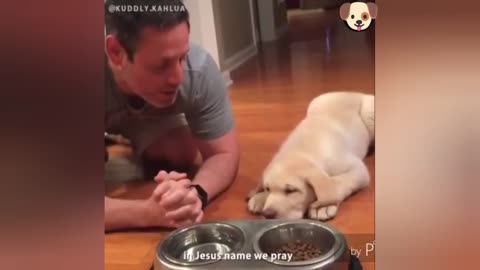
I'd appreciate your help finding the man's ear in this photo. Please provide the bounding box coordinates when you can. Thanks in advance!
[339,3,351,20]
[303,170,339,206]
[105,35,127,69]
[367,3,378,19]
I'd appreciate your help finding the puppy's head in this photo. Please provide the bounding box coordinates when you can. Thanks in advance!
[260,170,316,219]
[340,2,377,32]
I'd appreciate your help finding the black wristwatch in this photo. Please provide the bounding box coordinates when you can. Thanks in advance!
[191,184,208,210]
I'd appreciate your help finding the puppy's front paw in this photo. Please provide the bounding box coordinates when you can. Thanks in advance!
[247,192,267,215]
[308,204,338,221]
[246,188,260,201]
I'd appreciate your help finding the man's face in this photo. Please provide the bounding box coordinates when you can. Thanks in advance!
[116,22,190,108]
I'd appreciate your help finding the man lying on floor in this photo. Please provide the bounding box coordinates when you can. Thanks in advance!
[103,0,240,232]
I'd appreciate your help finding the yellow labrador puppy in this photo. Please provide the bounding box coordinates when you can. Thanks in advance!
[247,92,374,220]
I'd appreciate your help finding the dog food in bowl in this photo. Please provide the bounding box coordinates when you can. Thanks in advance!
[252,220,346,266]
[275,240,323,261]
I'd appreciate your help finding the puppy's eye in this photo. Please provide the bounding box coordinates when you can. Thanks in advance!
[285,188,298,195]
[361,12,369,20]
[351,14,355,19]
[265,187,270,192]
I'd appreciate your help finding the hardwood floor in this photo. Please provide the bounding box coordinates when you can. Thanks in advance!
[105,8,375,270]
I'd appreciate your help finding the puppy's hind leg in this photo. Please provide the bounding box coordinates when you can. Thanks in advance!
[332,157,371,202]
[308,157,370,221]
[360,94,375,141]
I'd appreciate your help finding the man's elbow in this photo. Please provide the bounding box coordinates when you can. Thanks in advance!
[231,145,241,173]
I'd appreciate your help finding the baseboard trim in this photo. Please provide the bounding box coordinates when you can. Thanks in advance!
[222,43,257,86]
[223,71,233,87]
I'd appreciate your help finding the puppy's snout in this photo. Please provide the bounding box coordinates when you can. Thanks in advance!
[262,208,277,219]
[356,20,362,25]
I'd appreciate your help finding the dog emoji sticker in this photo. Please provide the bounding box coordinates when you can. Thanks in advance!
[340,2,378,32]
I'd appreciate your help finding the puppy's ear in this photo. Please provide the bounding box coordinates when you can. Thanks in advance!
[367,2,378,19]
[339,3,351,20]
[303,170,339,206]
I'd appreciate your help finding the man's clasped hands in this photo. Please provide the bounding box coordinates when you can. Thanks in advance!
[147,170,204,228]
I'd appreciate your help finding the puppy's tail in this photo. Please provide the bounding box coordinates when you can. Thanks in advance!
[360,95,375,141]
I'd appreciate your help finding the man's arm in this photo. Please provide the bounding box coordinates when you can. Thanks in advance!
[191,127,240,202]
[105,197,144,231]
[184,48,240,202]
[104,196,170,231]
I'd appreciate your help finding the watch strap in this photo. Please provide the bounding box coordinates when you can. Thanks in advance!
[191,184,208,210]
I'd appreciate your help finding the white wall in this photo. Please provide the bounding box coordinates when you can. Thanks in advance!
[182,0,220,67]
[183,0,234,85]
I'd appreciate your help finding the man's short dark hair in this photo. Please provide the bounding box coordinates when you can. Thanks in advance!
[105,0,190,61]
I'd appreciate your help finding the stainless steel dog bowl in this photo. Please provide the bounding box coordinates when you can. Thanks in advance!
[157,222,245,266]
[154,219,352,270]
[252,220,349,268]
